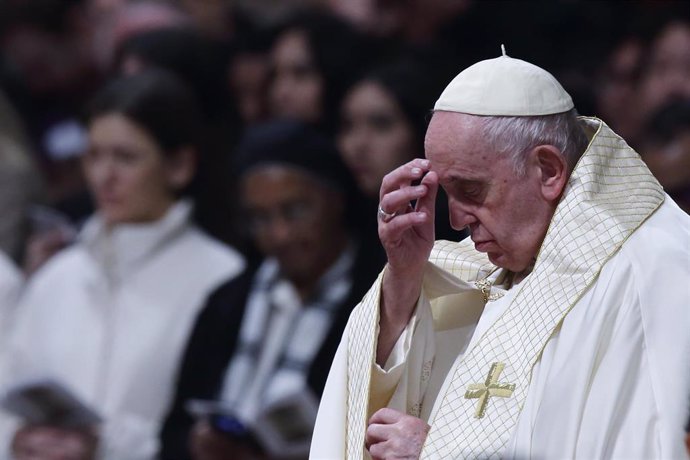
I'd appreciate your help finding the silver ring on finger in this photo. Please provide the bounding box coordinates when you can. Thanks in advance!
[377,204,397,223]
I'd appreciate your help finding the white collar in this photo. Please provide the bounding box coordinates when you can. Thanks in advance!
[79,200,194,281]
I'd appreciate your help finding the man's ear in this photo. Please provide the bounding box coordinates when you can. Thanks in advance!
[166,147,197,190]
[533,145,568,202]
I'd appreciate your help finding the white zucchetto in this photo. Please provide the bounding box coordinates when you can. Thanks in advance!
[434,47,574,116]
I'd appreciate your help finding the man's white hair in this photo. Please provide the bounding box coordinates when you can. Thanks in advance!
[472,108,589,176]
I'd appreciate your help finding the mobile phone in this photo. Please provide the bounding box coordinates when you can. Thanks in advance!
[209,413,249,437]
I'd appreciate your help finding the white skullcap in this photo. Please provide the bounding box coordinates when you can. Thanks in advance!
[434,46,574,116]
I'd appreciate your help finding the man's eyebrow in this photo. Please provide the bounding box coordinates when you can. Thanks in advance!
[441,175,484,186]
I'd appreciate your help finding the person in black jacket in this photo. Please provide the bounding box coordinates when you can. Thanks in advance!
[159,120,384,460]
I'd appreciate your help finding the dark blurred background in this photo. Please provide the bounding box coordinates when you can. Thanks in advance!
[1,0,689,264]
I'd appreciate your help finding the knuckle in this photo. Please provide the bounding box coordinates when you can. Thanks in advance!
[369,443,385,459]
[378,196,391,210]
[378,225,390,240]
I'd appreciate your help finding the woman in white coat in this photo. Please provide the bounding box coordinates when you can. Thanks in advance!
[0,70,244,460]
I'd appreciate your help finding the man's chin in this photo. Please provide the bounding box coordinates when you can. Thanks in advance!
[487,252,533,273]
[486,252,504,267]
[486,252,514,270]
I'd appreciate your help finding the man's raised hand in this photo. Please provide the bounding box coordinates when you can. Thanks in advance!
[376,158,438,365]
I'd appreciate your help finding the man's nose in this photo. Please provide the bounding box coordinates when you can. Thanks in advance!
[448,199,477,231]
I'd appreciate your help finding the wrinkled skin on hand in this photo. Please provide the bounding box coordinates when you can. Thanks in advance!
[376,158,438,365]
[366,408,430,460]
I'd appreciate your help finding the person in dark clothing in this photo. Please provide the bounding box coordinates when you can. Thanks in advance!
[159,121,384,460]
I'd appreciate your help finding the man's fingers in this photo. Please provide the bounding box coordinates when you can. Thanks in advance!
[379,184,429,217]
[368,439,393,460]
[365,422,391,448]
[378,211,429,243]
[380,159,430,201]
[369,407,406,425]
[416,170,439,212]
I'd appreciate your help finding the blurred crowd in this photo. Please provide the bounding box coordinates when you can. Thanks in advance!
[0,0,688,459]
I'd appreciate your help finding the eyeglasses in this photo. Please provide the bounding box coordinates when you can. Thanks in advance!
[245,199,319,235]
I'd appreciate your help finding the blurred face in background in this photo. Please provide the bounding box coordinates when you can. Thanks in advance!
[639,22,690,119]
[642,128,690,213]
[84,113,193,226]
[597,38,643,142]
[241,165,348,287]
[339,81,417,197]
[2,24,91,95]
[230,52,271,124]
[269,29,324,123]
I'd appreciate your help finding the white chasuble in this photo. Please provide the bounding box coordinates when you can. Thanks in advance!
[310,118,690,459]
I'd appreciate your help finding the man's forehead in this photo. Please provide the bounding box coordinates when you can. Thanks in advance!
[426,110,477,137]
[425,112,481,160]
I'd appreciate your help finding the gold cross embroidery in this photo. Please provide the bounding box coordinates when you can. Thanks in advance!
[474,278,504,303]
[464,362,516,418]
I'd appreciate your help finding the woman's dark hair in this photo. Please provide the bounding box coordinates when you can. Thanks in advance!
[272,9,374,133]
[84,69,203,157]
[355,50,456,155]
[116,27,235,124]
[644,98,690,146]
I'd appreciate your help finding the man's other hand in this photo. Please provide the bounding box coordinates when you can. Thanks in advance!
[366,408,430,460]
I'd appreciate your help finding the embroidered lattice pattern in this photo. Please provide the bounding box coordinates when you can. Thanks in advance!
[422,118,664,458]
[432,239,495,281]
[345,271,382,459]
[345,243,490,460]
[344,118,664,459]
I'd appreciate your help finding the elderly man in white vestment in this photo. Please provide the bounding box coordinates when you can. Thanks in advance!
[309,50,690,460]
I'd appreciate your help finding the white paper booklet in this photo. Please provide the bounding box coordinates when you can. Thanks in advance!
[186,388,318,458]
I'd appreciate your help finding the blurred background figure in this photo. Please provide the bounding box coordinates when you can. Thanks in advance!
[0,70,245,459]
[0,0,100,206]
[0,0,201,277]
[338,53,462,242]
[178,0,235,40]
[114,26,245,249]
[160,121,383,460]
[0,88,42,266]
[640,99,690,214]
[637,20,690,130]
[227,19,275,127]
[329,0,470,44]
[0,87,41,339]
[88,0,191,73]
[267,9,372,133]
[595,36,644,145]
[0,250,21,357]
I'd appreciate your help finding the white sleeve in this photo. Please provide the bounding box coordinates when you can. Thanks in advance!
[370,291,435,417]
